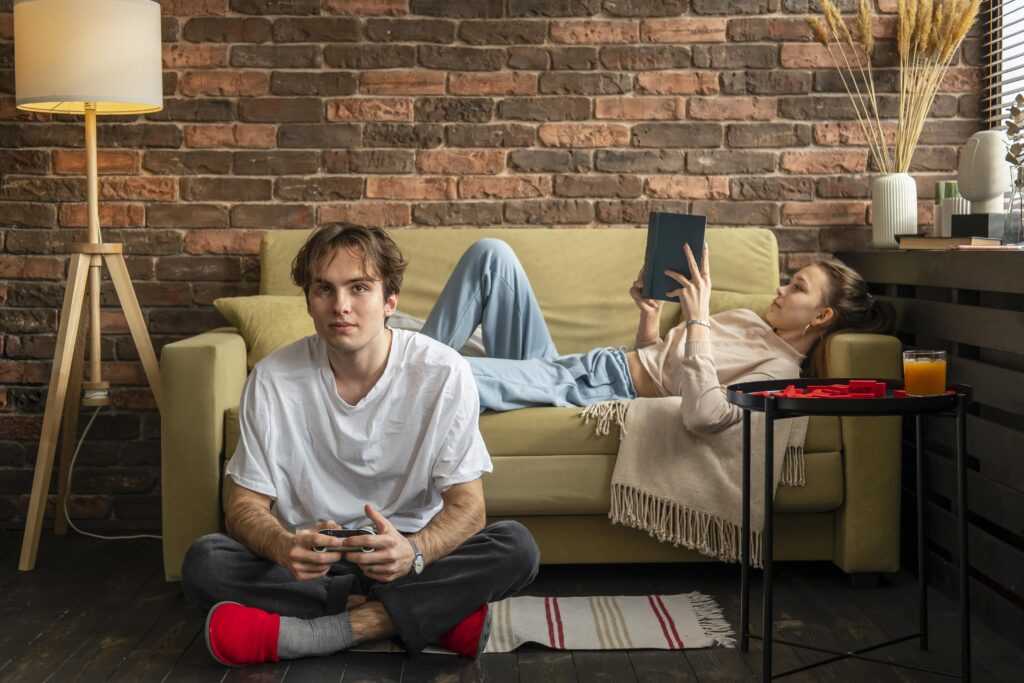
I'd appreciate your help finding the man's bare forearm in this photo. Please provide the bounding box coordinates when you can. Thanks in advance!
[406,495,484,566]
[224,481,290,565]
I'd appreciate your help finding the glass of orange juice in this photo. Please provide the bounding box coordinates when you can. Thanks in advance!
[902,350,948,396]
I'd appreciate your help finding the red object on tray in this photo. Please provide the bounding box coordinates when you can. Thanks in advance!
[750,380,890,399]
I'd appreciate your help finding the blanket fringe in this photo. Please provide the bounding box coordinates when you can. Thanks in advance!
[609,482,765,569]
[581,402,807,488]
[685,591,737,648]
[579,400,630,438]
[780,445,806,487]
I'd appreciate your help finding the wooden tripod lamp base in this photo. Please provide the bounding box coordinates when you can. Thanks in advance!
[18,243,163,571]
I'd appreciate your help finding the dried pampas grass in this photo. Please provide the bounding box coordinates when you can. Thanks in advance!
[809,0,980,174]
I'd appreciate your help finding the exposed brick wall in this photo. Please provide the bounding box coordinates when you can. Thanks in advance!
[0,0,983,531]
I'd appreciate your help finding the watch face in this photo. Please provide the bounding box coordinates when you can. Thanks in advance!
[414,555,424,573]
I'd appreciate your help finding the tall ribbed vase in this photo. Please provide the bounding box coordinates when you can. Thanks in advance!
[871,173,918,248]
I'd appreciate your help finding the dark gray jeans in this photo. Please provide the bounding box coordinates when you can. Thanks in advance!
[181,520,540,654]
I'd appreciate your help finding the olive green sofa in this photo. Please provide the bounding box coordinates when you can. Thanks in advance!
[160,227,902,582]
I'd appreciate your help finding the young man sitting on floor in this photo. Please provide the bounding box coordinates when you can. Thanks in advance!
[180,225,540,667]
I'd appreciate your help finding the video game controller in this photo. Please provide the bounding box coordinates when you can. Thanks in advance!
[313,527,376,554]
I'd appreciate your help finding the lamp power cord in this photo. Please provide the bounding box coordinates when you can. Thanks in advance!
[63,404,162,541]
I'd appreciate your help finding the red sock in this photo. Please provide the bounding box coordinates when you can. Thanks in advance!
[205,601,280,667]
[439,604,491,658]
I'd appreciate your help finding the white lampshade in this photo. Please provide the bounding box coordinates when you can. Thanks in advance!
[14,0,163,115]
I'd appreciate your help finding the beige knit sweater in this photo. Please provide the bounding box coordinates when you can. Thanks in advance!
[583,308,809,566]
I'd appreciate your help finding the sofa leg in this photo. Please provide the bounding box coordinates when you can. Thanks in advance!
[849,572,882,589]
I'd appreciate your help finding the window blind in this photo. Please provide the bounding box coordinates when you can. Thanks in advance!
[983,0,1024,127]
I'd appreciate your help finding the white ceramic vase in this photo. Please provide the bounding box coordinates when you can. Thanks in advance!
[871,173,918,248]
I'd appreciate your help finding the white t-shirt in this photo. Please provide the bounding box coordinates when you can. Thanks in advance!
[224,328,492,532]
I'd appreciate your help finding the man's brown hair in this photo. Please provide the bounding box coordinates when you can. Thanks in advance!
[291,224,408,300]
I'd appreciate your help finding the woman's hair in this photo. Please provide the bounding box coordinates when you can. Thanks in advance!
[291,224,408,300]
[804,258,897,377]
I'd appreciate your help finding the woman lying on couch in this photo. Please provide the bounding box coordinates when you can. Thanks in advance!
[419,238,894,418]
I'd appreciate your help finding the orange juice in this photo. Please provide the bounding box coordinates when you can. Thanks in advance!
[902,352,947,395]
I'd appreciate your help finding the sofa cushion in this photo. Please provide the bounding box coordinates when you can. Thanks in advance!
[213,296,315,368]
[260,227,779,355]
[223,407,844,513]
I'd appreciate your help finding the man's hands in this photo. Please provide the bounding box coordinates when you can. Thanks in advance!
[276,506,415,583]
[665,243,711,322]
[342,504,415,583]
[277,519,346,581]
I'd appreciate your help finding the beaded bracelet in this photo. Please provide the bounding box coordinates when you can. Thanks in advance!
[684,319,711,330]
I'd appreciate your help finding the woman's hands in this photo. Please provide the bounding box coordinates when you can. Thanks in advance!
[630,267,663,348]
[665,243,711,322]
[629,268,663,316]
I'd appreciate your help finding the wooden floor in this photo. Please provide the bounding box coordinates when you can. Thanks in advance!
[0,530,1021,682]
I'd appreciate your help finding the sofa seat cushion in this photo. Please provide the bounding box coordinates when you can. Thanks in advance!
[223,407,844,513]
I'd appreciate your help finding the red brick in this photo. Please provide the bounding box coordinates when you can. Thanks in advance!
[779,44,849,69]
[646,176,729,199]
[550,20,638,44]
[99,177,177,201]
[538,123,630,148]
[184,124,277,149]
[179,71,269,97]
[230,204,316,228]
[160,0,228,14]
[595,96,684,120]
[641,18,727,43]
[326,97,413,122]
[319,202,411,227]
[100,361,148,386]
[162,44,228,69]
[688,96,776,120]
[449,72,538,96]
[636,71,719,95]
[184,230,265,255]
[782,201,868,226]
[111,389,157,411]
[101,310,130,335]
[52,150,140,175]
[125,282,193,307]
[0,388,7,412]
[324,0,408,14]
[60,203,146,228]
[781,150,868,174]
[0,415,43,439]
[727,18,813,42]
[416,150,504,175]
[941,68,982,93]
[459,176,551,199]
[366,176,457,200]
[359,70,445,95]
[0,360,49,384]
[814,122,898,146]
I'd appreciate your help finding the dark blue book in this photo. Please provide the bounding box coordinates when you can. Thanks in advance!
[641,212,707,301]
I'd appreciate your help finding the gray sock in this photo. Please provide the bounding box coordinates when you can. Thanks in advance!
[277,613,354,659]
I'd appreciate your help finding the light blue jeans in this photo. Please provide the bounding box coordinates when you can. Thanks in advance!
[421,239,637,412]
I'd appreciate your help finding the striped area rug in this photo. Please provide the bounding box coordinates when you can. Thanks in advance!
[356,592,734,654]
[482,592,735,652]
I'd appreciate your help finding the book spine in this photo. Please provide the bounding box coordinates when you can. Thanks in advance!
[643,215,659,298]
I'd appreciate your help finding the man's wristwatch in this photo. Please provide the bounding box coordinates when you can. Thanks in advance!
[408,537,425,575]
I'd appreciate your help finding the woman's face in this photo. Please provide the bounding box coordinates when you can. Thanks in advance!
[765,264,832,333]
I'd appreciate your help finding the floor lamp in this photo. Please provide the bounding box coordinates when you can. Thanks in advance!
[14,0,164,571]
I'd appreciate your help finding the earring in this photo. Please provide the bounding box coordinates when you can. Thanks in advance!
[802,322,813,336]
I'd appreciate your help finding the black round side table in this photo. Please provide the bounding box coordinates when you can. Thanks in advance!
[725,377,973,682]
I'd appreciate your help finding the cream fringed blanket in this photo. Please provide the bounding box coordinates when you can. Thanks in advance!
[581,399,808,568]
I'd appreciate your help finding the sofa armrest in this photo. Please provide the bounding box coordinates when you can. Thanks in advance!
[825,332,903,573]
[160,328,247,581]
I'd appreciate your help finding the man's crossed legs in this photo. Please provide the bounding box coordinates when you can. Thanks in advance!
[181,520,539,666]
